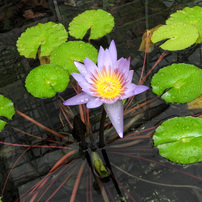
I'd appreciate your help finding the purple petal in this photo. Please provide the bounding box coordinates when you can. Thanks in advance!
[109,40,117,64]
[101,97,119,105]
[125,70,134,84]
[97,46,105,68]
[71,73,92,92]
[86,97,103,108]
[84,58,98,74]
[120,83,138,99]
[133,85,149,95]
[71,73,86,83]
[100,49,113,71]
[74,61,87,75]
[104,100,124,138]
[63,92,92,106]
[115,58,130,76]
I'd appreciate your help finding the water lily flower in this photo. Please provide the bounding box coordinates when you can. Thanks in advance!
[63,40,149,138]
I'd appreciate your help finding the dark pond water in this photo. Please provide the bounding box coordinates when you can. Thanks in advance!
[0,0,202,201]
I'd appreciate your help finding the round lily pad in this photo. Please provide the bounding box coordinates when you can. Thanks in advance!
[151,22,199,50]
[25,64,70,98]
[68,9,114,40]
[153,116,202,164]
[166,6,202,43]
[151,63,202,103]
[17,22,68,58]
[0,120,7,131]
[0,95,15,131]
[50,41,98,74]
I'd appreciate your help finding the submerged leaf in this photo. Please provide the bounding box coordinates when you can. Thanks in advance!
[153,116,202,164]
[25,64,70,98]
[68,9,114,40]
[151,23,198,50]
[17,22,68,58]
[50,41,98,74]
[0,95,15,131]
[151,63,202,103]
[166,6,202,43]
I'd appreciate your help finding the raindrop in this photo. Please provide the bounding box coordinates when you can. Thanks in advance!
[81,99,84,102]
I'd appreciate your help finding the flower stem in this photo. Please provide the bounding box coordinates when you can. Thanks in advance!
[99,108,106,148]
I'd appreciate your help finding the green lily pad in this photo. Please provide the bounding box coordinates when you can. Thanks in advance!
[153,116,202,164]
[17,22,68,58]
[151,63,202,103]
[68,9,114,40]
[25,64,70,98]
[0,95,15,131]
[151,22,198,50]
[50,41,98,74]
[166,6,202,43]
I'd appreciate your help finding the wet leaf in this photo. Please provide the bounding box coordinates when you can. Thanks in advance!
[151,63,202,103]
[151,23,198,51]
[153,116,202,164]
[50,41,98,74]
[0,120,7,131]
[138,25,163,53]
[68,9,114,40]
[166,6,202,43]
[0,95,15,131]
[17,22,68,58]
[25,64,70,98]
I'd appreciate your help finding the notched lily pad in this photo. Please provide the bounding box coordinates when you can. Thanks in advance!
[50,41,98,74]
[153,116,202,164]
[0,95,15,131]
[166,6,202,43]
[68,9,114,40]
[151,23,198,50]
[151,63,202,103]
[17,22,68,58]
[25,64,70,98]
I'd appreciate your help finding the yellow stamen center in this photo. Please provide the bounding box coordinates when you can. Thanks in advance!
[93,68,124,100]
